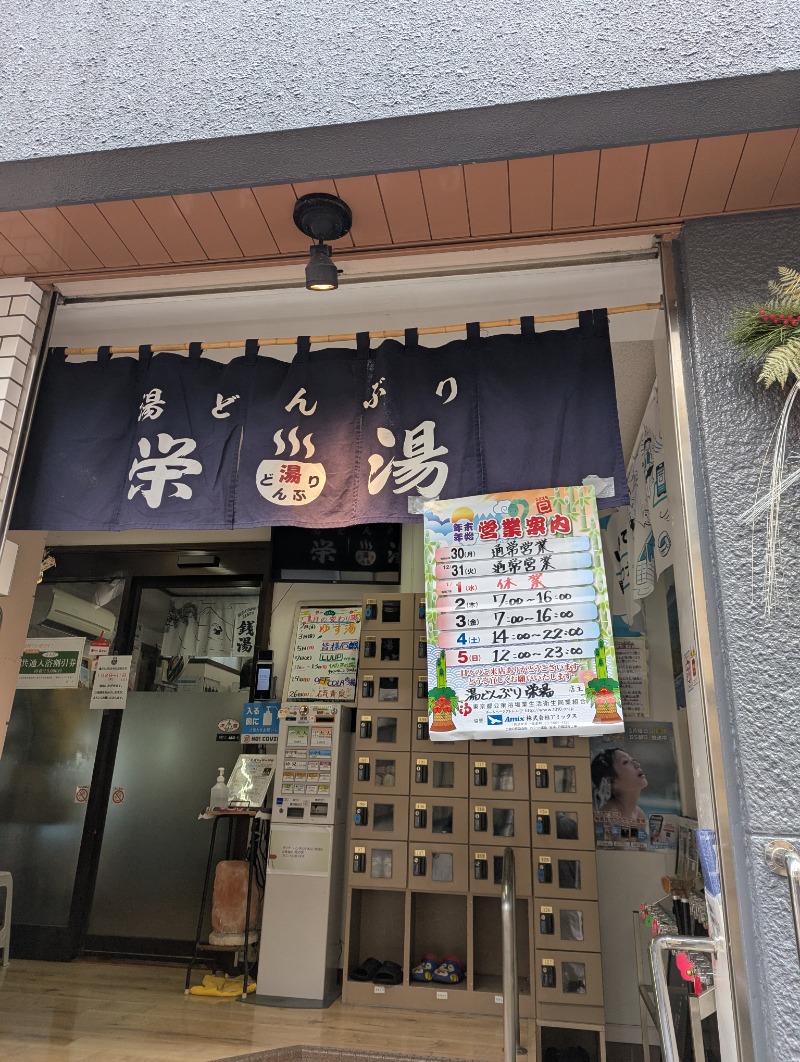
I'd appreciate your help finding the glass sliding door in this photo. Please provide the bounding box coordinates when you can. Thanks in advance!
[86,584,261,954]
[0,580,124,958]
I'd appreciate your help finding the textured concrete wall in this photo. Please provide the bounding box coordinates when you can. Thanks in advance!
[678,209,800,1062]
[1,3,799,209]
[3,1,799,161]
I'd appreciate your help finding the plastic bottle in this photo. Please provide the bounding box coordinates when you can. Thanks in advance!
[210,767,229,809]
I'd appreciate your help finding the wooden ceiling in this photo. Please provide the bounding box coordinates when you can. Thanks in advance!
[1,128,798,283]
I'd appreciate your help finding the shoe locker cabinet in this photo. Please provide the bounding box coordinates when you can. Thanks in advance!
[341,594,605,1053]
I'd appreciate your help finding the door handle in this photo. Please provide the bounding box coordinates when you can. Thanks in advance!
[765,839,800,971]
[649,934,718,1062]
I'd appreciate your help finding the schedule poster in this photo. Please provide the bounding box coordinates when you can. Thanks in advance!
[285,605,362,702]
[423,486,624,740]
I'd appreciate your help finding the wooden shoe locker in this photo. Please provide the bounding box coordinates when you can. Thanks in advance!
[342,594,605,1057]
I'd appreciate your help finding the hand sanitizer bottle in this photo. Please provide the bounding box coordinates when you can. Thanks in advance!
[210,767,229,810]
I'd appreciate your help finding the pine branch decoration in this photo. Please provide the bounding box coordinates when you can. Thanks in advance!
[729,267,800,388]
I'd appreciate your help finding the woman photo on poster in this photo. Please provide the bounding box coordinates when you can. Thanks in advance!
[591,747,648,827]
[590,722,681,850]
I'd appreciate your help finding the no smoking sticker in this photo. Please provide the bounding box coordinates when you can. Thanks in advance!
[75,786,89,804]
[111,787,125,805]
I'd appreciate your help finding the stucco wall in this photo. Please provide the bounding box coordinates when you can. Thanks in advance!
[678,209,800,1062]
[3,1,800,161]
[1,3,799,209]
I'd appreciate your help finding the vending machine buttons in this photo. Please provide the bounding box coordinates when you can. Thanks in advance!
[537,856,553,883]
[473,806,488,832]
[354,801,369,827]
[353,847,366,873]
[415,759,429,784]
[473,761,488,787]
[534,763,550,789]
[413,850,427,876]
[539,907,555,935]
[359,716,373,739]
[541,958,557,988]
[416,717,429,741]
[357,757,371,782]
[473,853,488,879]
[536,808,551,835]
[414,804,428,829]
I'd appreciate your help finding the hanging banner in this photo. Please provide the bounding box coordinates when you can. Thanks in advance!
[614,636,649,719]
[13,314,627,532]
[284,606,363,702]
[423,486,623,740]
[18,637,86,689]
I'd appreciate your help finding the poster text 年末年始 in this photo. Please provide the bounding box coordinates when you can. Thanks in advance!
[423,487,623,740]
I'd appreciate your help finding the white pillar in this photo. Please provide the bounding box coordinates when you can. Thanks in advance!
[0,278,52,756]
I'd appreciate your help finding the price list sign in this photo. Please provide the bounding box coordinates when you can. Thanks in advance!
[423,486,624,740]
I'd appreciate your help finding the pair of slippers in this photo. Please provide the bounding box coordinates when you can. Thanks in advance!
[350,957,403,985]
[411,953,466,984]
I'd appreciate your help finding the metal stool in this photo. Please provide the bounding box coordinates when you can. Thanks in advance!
[0,871,12,965]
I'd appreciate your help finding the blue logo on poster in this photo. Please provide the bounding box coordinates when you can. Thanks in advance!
[487,714,503,726]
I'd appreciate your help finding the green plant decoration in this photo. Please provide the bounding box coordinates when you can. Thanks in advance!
[729,267,800,388]
[729,266,800,612]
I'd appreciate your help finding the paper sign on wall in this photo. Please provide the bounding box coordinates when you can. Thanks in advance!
[285,606,362,702]
[18,637,86,688]
[90,655,132,710]
[267,825,332,876]
[615,637,649,719]
[423,486,623,739]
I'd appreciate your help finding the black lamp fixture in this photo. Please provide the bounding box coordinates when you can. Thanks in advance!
[292,192,353,291]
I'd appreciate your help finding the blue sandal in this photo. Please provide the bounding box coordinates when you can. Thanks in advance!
[432,956,466,984]
[411,953,439,982]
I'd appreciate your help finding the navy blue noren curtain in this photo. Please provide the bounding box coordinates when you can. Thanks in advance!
[12,313,627,532]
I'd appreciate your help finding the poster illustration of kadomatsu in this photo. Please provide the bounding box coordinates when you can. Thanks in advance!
[423,487,623,741]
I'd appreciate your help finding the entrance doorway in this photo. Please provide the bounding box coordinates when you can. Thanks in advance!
[0,545,271,961]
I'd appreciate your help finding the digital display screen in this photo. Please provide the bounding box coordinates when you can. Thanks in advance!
[255,665,272,696]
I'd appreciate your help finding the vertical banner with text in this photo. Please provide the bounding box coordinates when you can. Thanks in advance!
[423,486,623,740]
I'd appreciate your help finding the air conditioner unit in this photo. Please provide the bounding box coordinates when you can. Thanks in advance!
[30,587,117,640]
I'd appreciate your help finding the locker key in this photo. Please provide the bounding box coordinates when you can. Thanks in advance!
[352,851,366,873]
[364,602,377,620]
[418,600,426,620]
[473,808,488,832]
[416,677,428,699]
[541,961,557,988]
[534,764,550,789]
[473,856,488,880]
[537,860,553,884]
[416,718,429,741]
[417,639,426,659]
[414,806,428,829]
[473,763,487,786]
[361,679,374,698]
[536,810,551,835]
[363,640,376,658]
[413,852,427,876]
[359,718,373,739]
[354,804,369,827]
[539,910,555,935]
[415,761,429,784]
[357,761,371,782]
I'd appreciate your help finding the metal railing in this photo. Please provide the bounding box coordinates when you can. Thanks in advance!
[649,934,718,1062]
[765,840,800,968]
[500,847,526,1057]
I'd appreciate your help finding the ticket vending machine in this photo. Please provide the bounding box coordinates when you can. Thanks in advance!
[254,702,352,1007]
